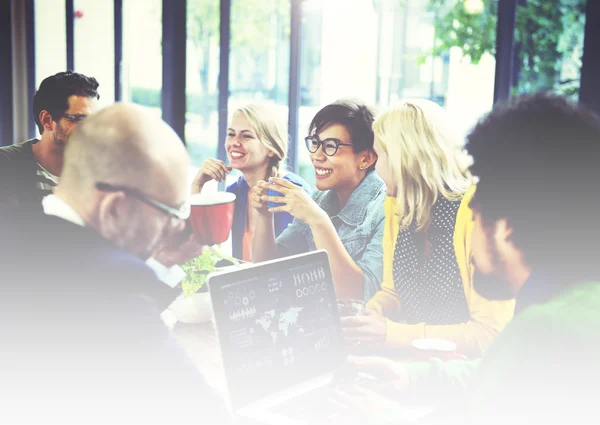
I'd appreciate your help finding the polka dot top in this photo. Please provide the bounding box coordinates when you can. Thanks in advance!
[392,196,471,326]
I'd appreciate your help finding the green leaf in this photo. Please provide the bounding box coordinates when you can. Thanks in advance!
[180,247,241,297]
[182,273,208,297]
[428,0,585,95]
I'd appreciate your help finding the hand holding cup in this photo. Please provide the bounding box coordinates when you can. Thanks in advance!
[249,180,271,216]
[261,177,325,225]
[340,307,387,349]
[153,221,207,267]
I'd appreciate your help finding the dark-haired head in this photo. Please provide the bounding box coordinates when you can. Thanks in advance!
[308,98,376,159]
[306,99,378,199]
[33,71,100,134]
[467,92,600,276]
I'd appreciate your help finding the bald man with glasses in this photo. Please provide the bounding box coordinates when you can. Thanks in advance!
[0,103,230,425]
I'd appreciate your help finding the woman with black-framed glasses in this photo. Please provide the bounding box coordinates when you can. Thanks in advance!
[251,99,386,301]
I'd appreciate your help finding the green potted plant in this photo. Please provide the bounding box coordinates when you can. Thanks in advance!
[168,247,240,324]
[180,247,239,296]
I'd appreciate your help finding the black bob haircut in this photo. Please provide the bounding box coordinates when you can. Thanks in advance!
[308,98,376,155]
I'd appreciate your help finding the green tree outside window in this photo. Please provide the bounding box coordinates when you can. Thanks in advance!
[429,0,586,97]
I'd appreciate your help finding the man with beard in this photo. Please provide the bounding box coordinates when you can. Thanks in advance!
[0,71,195,284]
[0,71,99,212]
[333,93,600,425]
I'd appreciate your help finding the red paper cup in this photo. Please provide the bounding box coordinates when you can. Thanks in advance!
[189,192,236,245]
[411,338,458,361]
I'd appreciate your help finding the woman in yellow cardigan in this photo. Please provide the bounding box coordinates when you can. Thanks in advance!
[341,99,514,357]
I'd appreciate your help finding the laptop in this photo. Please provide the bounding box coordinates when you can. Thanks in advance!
[208,250,353,424]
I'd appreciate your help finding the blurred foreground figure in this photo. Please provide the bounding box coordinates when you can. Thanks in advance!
[0,104,229,425]
[336,93,600,425]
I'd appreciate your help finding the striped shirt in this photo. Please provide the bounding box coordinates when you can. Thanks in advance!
[36,162,59,198]
[0,139,57,209]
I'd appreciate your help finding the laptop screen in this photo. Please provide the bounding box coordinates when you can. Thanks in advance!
[208,251,344,410]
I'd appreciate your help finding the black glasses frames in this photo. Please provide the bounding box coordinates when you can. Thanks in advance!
[52,112,89,123]
[305,135,353,156]
[95,182,190,222]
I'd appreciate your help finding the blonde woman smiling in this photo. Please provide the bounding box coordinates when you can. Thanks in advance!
[191,104,310,261]
[342,99,515,356]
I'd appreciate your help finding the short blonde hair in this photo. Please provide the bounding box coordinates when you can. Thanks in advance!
[373,99,473,231]
[232,103,288,178]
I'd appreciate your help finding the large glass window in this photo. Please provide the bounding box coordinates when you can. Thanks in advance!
[122,0,162,115]
[34,0,67,90]
[227,0,291,183]
[186,0,220,168]
[412,0,496,136]
[297,0,495,185]
[297,0,378,186]
[513,0,586,98]
[29,0,590,178]
[74,0,115,106]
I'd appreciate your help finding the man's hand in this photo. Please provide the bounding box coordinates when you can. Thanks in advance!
[339,355,410,387]
[329,355,411,421]
[153,222,207,267]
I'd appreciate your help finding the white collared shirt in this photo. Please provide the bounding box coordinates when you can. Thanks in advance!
[42,194,86,227]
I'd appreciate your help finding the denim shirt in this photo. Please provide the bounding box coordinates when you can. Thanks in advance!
[227,172,311,260]
[276,171,386,300]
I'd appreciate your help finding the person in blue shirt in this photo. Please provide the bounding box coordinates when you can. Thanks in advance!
[191,103,311,261]
[251,99,386,301]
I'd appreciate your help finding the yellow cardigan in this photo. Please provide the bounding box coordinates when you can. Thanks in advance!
[366,187,515,356]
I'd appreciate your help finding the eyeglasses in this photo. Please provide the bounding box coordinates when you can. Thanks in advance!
[305,135,353,156]
[95,182,190,228]
[53,112,89,123]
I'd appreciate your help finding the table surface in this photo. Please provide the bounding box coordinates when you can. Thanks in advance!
[171,319,438,425]
[171,318,418,394]
[171,320,229,395]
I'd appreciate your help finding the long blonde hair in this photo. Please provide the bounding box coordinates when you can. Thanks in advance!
[373,99,473,231]
[232,103,288,179]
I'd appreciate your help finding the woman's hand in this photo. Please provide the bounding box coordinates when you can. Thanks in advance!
[191,158,232,193]
[341,309,388,348]
[249,180,271,216]
[260,177,327,226]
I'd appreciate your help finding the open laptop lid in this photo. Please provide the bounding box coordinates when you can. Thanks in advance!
[208,250,344,412]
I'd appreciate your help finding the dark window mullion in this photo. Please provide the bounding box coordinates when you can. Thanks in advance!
[580,0,600,114]
[114,0,123,102]
[0,0,13,146]
[218,0,231,171]
[162,0,187,143]
[26,0,36,138]
[66,0,74,71]
[493,0,517,104]
[287,0,302,174]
